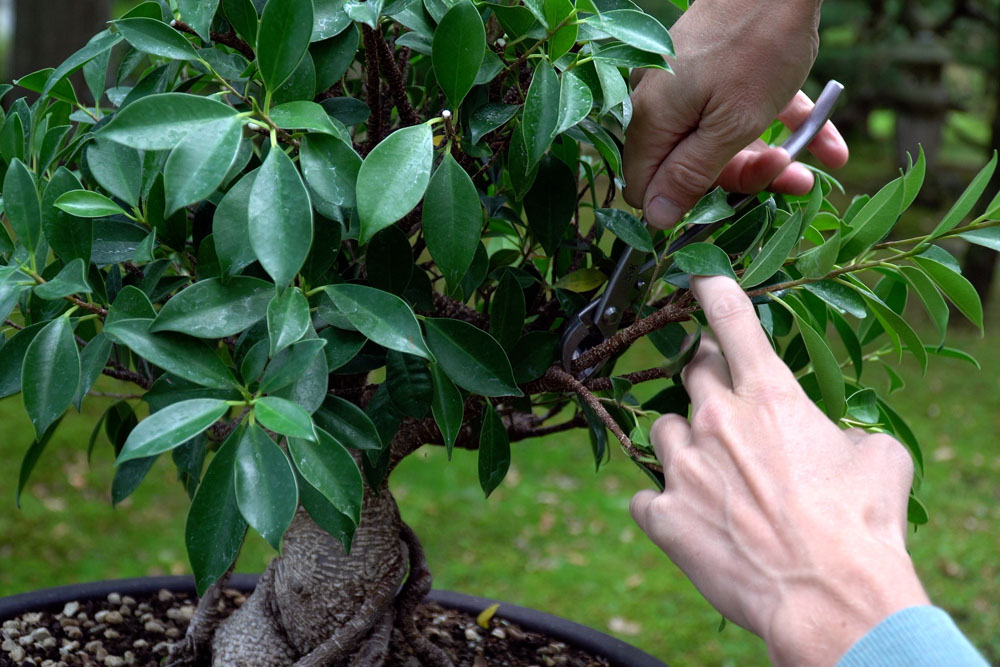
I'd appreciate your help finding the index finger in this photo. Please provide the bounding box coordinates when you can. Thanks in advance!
[689,276,794,391]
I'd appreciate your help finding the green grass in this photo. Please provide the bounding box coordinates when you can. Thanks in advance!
[2,300,998,663]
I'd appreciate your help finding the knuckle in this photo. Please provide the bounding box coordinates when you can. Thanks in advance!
[690,397,729,433]
[665,158,719,200]
[705,292,751,327]
[869,433,915,477]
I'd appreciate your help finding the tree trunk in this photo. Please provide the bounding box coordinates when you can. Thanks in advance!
[9,0,109,101]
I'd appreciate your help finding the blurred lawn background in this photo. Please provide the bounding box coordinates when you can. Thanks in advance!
[1,0,999,664]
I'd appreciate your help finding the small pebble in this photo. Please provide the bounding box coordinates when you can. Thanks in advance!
[165,627,181,639]
[23,612,42,624]
[157,590,174,602]
[84,640,103,653]
[152,641,171,655]
[30,627,52,642]
[39,636,58,649]
[59,639,79,654]
[121,596,136,607]
[464,627,481,641]
[105,611,124,625]
[2,620,18,631]
[60,616,79,627]
[104,629,121,640]
[491,627,506,639]
[144,621,165,634]
[105,655,126,667]
[137,603,152,612]
[7,645,26,662]
[61,602,80,618]
[119,605,132,616]
[124,651,137,665]
[139,613,154,623]
[64,626,83,640]
[94,610,109,623]
[107,593,122,606]
[132,639,149,650]
[3,627,20,639]
[95,646,109,660]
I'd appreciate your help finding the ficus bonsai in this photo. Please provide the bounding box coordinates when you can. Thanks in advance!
[1,0,998,663]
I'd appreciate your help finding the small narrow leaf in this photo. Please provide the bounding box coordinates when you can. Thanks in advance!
[4,159,42,251]
[424,318,522,397]
[430,363,463,458]
[673,242,737,279]
[927,152,996,241]
[314,395,383,452]
[118,399,229,463]
[288,428,364,524]
[268,287,311,355]
[837,178,904,261]
[33,258,91,301]
[255,396,316,440]
[54,190,127,218]
[478,403,510,498]
[522,61,560,166]
[322,284,432,360]
[594,208,653,252]
[112,17,200,61]
[786,304,845,420]
[913,256,983,331]
[489,271,526,350]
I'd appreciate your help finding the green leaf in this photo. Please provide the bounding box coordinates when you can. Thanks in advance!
[41,170,92,265]
[357,123,433,244]
[112,17,201,61]
[151,277,273,338]
[318,326,367,370]
[99,93,239,150]
[186,424,247,595]
[34,258,91,301]
[794,229,840,279]
[224,0,259,42]
[42,30,123,100]
[593,43,670,69]
[924,345,980,368]
[786,305,844,420]
[0,322,47,399]
[235,424,298,550]
[54,190,127,218]
[855,284,928,372]
[555,70,593,135]
[489,270,525,350]
[829,309,862,380]
[259,338,327,393]
[685,187,734,226]
[424,318,522,397]
[522,61,561,166]
[899,265,948,344]
[312,0,351,40]
[544,0,578,61]
[430,363,463,458]
[468,103,518,146]
[86,139,142,208]
[801,280,867,319]
[22,317,80,439]
[117,399,229,463]
[17,419,63,509]
[554,267,607,292]
[594,208,653,252]
[524,154,577,256]
[257,0,314,91]
[478,403,510,498]
[288,427,363,525]
[3,159,42,252]
[298,474,356,552]
[927,152,996,241]
[510,331,558,383]
[270,101,345,137]
[423,152,482,288]
[846,388,878,424]
[0,112,24,164]
[213,168,259,279]
[740,210,803,287]
[899,146,926,212]
[322,284,432,360]
[837,177,904,261]
[959,227,1000,252]
[314,395,383,452]
[164,115,245,215]
[876,398,923,476]
[585,10,673,54]
[908,495,929,526]
[177,0,220,41]
[593,59,628,116]
[267,287,311,355]
[104,318,239,389]
[385,350,433,418]
[248,146,314,286]
[673,242,737,279]
[73,333,113,411]
[913,256,983,331]
[255,395,316,440]
[432,1,486,108]
[300,133,361,211]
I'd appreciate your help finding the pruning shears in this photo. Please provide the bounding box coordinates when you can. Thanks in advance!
[560,80,845,379]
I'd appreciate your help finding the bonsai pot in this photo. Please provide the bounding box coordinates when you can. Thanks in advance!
[0,575,667,666]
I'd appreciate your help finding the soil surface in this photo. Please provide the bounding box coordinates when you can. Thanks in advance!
[1,588,611,666]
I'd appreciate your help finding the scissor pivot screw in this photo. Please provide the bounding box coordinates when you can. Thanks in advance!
[602,307,618,321]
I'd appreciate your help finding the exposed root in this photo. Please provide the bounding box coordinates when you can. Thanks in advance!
[395,522,455,667]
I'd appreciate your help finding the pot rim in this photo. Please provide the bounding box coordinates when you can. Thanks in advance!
[0,575,667,667]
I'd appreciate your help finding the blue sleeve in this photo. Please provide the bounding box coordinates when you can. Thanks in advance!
[837,606,988,667]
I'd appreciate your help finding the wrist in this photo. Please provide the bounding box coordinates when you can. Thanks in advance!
[762,541,930,666]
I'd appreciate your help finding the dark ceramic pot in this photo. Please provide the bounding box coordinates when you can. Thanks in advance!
[0,575,667,667]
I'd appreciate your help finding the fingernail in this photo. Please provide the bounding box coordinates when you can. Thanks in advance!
[645,196,684,229]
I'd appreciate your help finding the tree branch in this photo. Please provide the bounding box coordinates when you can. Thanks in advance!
[172,20,255,61]
[102,365,153,390]
[362,25,385,154]
[374,29,419,127]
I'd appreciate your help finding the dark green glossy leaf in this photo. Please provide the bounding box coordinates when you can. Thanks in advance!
[213,168,259,279]
[288,427,363,525]
[740,209,802,287]
[54,190,127,218]
[300,133,361,208]
[313,26,360,90]
[366,226,414,296]
[524,154,576,257]
[424,318,522,397]
[104,318,239,389]
[112,17,200,61]
[151,277,272,338]
[42,30,123,100]
[117,399,229,463]
[235,424,298,550]
[298,474,356,552]
[673,242,736,279]
[595,208,653,252]
[176,0,219,40]
[321,284,432,359]
[898,265,948,344]
[585,9,673,54]
[928,152,996,241]
[642,384,690,416]
[99,93,239,150]
[837,177,903,261]
[468,103,518,146]
[794,229,840,279]
[164,116,245,215]
[314,395,383,452]
[913,256,983,331]
[312,0,351,40]
[22,317,80,439]
[593,59,627,116]
[268,287,311,355]
[593,43,670,69]
[478,403,510,498]
[924,345,980,368]
[74,333,113,410]
[522,61,560,166]
[270,101,346,137]
[0,322,47,399]
[257,0,314,91]
[111,455,158,507]
[510,331,559,383]
[876,398,923,476]
[356,123,433,244]
[555,70,593,135]
[489,270,525,350]
[829,309,862,380]
[318,326,367,370]
[224,0,259,43]
[269,331,328,414]
[106,285,157,326]
[16,419,63,508]
[430,362,463,458]
[801,280,867,319]
[846,388,878,424]
[86,139,142,207]
[788,306,844,419]
[259,338,326,393]
[423,152,482,289]
[855,284,928,371]
[186,424,247,595]
[385,350,433,418]
[959,227,1000,252]
[249,147,313,286]
[4,159,42,252]
[432,1,485,108]
[34,259,91,301]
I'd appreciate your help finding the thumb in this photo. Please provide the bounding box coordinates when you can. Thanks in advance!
[642,126,751,229]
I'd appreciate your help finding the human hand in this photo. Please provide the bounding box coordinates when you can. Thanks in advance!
[630,276,930,666]
[623,0,849,229]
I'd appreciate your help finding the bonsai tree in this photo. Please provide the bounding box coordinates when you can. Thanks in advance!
[1,0,998,663]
